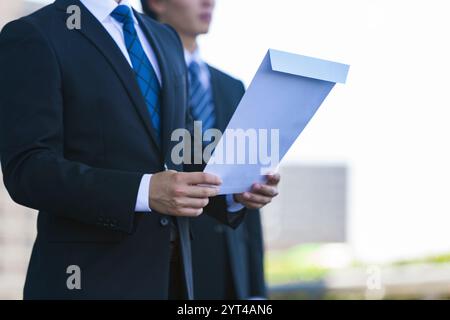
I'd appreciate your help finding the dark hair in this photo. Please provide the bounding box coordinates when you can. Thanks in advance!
[140,0,159,20]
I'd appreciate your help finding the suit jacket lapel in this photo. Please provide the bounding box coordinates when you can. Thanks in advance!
[56,0,161,150]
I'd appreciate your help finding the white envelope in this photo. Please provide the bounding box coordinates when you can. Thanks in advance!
[204,49,350,194]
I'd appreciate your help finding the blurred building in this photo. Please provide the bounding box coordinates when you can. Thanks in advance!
[0,1,44,30]
[0,173,36,300]
[0,0,44,300]
[262,165,347,250]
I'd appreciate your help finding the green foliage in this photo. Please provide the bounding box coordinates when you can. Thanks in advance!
[394,253,450,266]
[265,244,329,285]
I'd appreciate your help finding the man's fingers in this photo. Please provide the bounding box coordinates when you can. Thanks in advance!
[184,185,220,198]
[176,207,204,217]
[242,192,271,205]
[265,173,281,185]
[239,200,264,209]
[181,172,222,186]
[251,183,278,197]
[175,197,209,209]
[151,171,221,217]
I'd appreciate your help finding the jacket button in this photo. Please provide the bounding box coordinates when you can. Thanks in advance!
[160,217,169,227]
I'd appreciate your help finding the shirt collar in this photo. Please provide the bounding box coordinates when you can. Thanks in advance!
[80,0,137,24]
[184,48,204,67]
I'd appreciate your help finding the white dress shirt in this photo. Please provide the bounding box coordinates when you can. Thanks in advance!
[81,0,242,213]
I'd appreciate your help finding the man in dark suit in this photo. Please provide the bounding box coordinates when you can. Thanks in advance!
[0,0,280,299]
[142,0,268,299]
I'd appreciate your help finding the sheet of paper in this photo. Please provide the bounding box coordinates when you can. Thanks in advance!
[204,49,350,194]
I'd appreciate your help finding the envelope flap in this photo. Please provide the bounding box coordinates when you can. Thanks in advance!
[269,49,350,83]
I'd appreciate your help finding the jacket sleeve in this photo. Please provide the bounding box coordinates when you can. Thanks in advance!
[0,20,143,234]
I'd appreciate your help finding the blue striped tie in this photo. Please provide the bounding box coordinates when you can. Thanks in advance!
[188,61,216,132]
[111,5,161,143]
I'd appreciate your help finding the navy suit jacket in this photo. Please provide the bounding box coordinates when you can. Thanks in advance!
[0,0,244,299]
[189,66,266,299]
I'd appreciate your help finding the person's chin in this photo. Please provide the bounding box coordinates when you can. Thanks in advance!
[193,26,210,36]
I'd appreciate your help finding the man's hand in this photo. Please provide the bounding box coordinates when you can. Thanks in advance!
[234,173,280,209]
[149,170,221,217]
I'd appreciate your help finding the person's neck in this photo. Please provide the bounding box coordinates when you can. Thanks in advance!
[180,34,198,53]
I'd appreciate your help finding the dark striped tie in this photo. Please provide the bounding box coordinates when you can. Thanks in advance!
[111,5,161,144]
[188,61,216,132]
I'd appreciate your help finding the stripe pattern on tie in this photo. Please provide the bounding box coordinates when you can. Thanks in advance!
[111,5,161,144]
[188,61,216,132]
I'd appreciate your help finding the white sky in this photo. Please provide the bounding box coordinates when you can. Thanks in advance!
[196,0,450,263]
[31,0,450,263]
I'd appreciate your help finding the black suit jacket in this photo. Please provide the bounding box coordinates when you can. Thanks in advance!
[0,0,244,299]
[190,66,266,299]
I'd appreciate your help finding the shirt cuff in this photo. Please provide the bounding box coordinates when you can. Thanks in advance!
[226,194,245,213]
[135,174,152,212]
